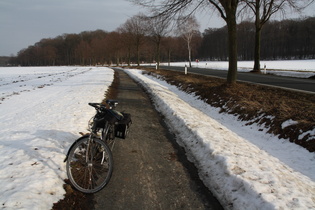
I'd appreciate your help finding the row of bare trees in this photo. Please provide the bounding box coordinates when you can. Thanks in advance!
[10,16,201,67]
[10,16,314,67]
[133,0,314,84]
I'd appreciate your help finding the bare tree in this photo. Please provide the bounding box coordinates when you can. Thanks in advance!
[245,0,314,72]
[119,14,147,66]
[103,32,124,65]
[75,40,92,65]
[131,0,245,84]
[145,15,170,69]
[91,38,107,65]
[117,25,134,66]
[177,16,200,67]
[208,1,244,84]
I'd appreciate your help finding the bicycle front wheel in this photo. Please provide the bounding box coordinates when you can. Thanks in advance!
[66,136,113,193]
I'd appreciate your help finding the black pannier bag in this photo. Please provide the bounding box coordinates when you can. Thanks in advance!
[92,109,124,131]
[105,109,124,124]
[115,113,132,139]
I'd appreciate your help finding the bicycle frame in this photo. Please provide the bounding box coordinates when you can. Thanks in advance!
[64,102,117,162]
[100,121,116,150]
[65,100,131,193]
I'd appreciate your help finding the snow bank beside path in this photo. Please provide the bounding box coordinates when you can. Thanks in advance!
[0,67,114,209]
[125,69,315,210]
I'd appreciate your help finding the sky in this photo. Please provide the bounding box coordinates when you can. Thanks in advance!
[0,0,314,56]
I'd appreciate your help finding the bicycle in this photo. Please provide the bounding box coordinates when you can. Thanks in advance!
[64,99,131,193]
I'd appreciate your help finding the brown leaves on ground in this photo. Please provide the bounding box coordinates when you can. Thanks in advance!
[52,180,95,210]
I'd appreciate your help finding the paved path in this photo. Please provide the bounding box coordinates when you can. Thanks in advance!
[94,68,223,210]
[153,66,315,94]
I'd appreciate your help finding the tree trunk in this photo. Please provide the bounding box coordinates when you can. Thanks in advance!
[156,37,161,70]
[137,44,140,66]
[188,42,192,68]
[253,1,261,73]
[128,47,131,67]
[253,27,262,72]
[226,13,238,84]
[168,49,171,66]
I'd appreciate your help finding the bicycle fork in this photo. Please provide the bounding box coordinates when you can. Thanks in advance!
[86,137,94,186]
[87,136,107,165]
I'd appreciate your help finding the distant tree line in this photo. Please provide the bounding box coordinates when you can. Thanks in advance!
[0,56,10,66]
[9,17,315,66]
[9,29,195,66]
[200,17,315,61]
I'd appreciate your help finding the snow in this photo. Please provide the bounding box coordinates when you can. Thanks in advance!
[0,66,114,209]
[281,119,299,129]
[0,64,314,210]
[124,68,315,210]
[158,59,315,78]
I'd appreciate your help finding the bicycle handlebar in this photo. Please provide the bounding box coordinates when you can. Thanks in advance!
[89,100,118,111]
[88,103,102,108]
[88,103,106,111]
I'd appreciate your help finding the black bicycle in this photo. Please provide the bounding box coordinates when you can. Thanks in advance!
[64,100,131,193]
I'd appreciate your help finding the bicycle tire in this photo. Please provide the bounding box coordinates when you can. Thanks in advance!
[66,136,113,193]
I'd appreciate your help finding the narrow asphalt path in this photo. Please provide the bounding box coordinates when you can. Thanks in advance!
[152,66,315,94]
[94,68,223,210]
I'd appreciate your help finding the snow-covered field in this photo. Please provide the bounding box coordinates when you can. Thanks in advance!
[0,64,314,209]
[0,66,114,209]
[159,59,315,78]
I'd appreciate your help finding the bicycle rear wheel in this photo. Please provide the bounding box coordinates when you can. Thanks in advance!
[66,136,113,193]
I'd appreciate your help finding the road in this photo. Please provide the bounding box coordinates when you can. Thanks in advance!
[94,68,223,210]
[153,66,315,94]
